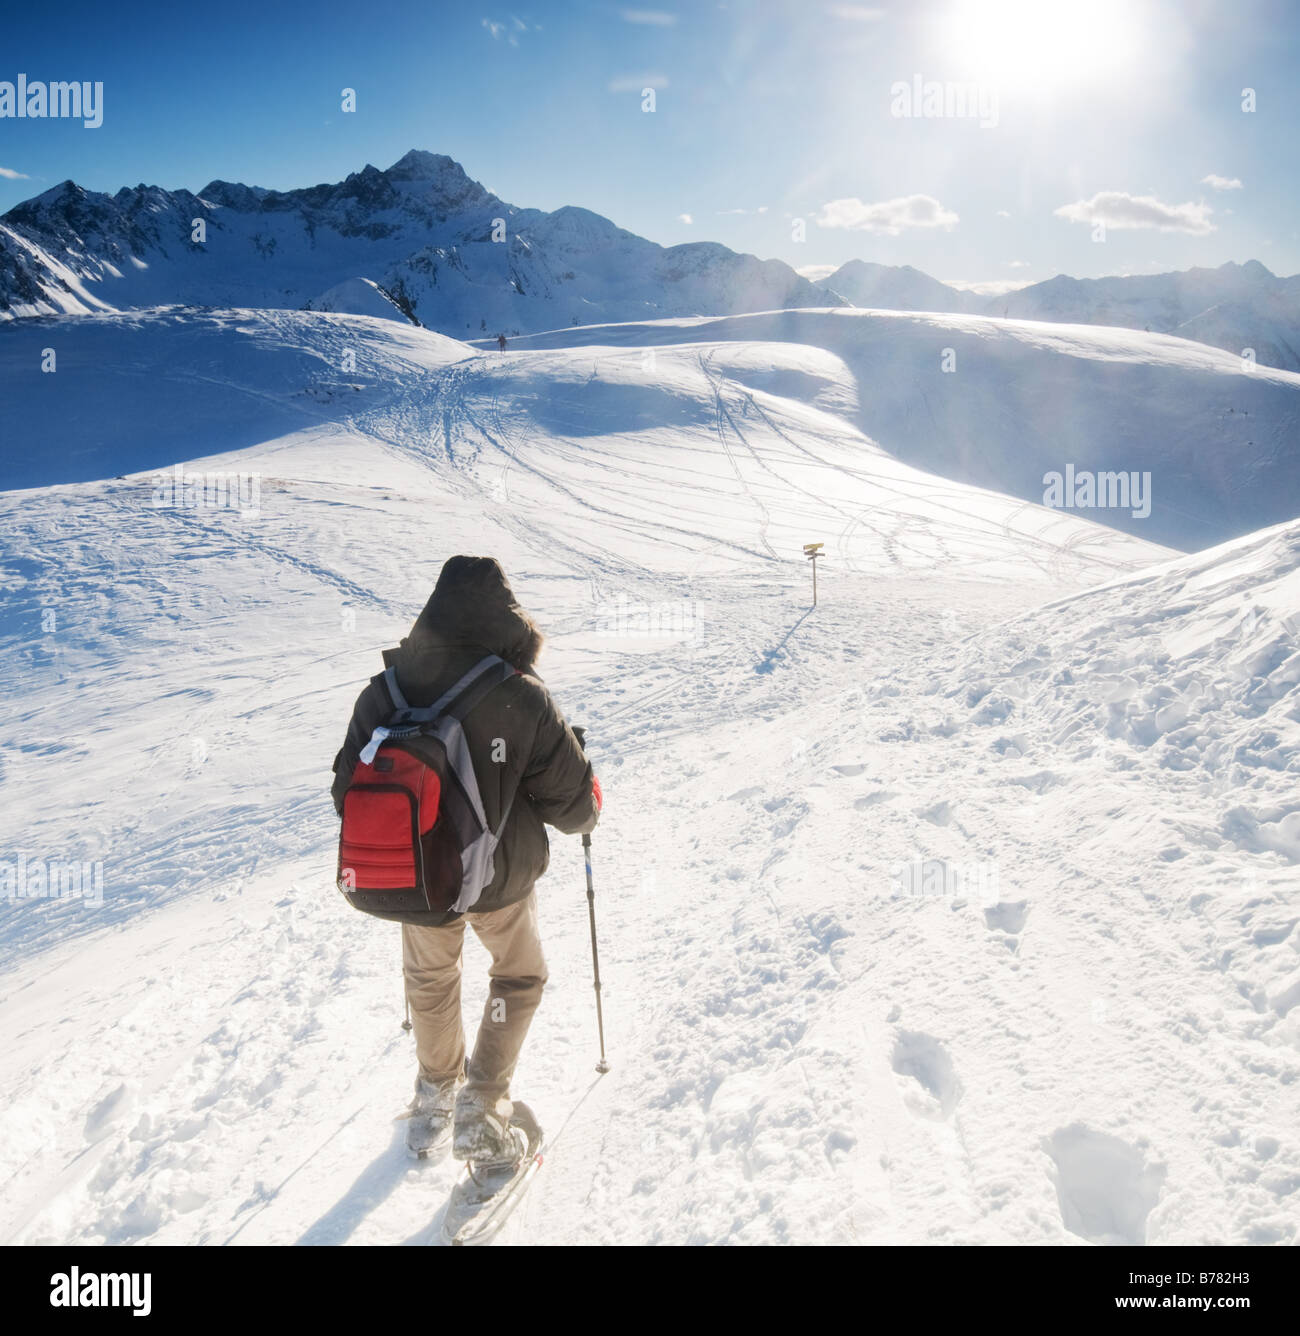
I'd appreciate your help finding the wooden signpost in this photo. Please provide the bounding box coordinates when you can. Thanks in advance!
[804,542,824,606]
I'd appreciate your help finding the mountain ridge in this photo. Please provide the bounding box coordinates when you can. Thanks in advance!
[0,149,836,335]
[815,256,1300,371]
[2,149,1297,368]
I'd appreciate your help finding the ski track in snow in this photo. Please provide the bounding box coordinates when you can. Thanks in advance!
[0,308,1297,1246]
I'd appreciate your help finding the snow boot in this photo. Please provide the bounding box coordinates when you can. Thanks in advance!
[452,1087,527,1168]
[405,1068,465,1159]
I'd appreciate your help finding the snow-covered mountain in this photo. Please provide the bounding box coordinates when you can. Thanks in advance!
[304,277,416,324]
[817,258,1300,373]
[1,306,1296,1245]
[816,260,982,314]
[0,150,835,335]
[7,147,1294,373]
[1000,261,1300,367]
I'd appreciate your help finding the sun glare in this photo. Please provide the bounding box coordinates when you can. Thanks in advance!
[944,0,1143,88]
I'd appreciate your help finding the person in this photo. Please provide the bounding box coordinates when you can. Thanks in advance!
[497,332,507,352]
[331,556,600,1164]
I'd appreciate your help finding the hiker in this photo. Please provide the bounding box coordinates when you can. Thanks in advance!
[497,332,507,352]
[331,556,601,1165]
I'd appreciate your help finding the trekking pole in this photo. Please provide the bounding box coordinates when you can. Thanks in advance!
[583,831,611,1074]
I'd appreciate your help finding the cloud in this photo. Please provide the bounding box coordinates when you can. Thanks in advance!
[995,209,1011,218]
[678,213,693,224]
[827,3,886,18]
[608,73,669,92]
[816,194,958,235]
[1054,191,1215,235]
[1006,259,1029,268]
[483,15,533,45]
[622,8,677,23]
[717,206,768,215]
[0,166,29,180]
[1201,173,1242,191]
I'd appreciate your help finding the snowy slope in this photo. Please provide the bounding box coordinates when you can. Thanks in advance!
[0,308,471,490]
[495,307,1300,551]
[0,309,1296,1247]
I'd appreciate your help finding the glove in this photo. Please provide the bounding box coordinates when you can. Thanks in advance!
[572,725,587,750]
[592,774,603,811]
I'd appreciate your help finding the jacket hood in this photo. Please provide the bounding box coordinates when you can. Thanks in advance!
[395,555,543,674]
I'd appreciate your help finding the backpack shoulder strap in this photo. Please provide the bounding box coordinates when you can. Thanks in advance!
[397,654,514,724]
[357,656,514,764]
[354,668,407,766]
[440,655,516,723]
[433,656,520,841]
[381,665,409,711]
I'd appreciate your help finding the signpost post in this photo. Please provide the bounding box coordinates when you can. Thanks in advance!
[804,542,824,606]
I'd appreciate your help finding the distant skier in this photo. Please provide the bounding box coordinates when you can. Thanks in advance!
[497,333,507,352]
[330,556,601,1165]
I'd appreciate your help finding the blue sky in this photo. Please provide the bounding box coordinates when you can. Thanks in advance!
[2,0,1297,288]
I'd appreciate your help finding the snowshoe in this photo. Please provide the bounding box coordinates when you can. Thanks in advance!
[440,1101,544,1246]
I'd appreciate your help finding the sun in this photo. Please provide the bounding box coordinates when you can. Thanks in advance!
[943,0,1143,88]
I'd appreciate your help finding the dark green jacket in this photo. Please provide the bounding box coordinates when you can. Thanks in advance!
[331,557,597,924]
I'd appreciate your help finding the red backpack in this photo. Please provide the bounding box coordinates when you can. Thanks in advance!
[337,654,516,917]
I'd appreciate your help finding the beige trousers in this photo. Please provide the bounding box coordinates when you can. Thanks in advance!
[401,893,548,1097]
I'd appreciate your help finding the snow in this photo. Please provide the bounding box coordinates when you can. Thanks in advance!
[495,307,1300,551]
[0,306,1297,1246]
[304,278,414,325]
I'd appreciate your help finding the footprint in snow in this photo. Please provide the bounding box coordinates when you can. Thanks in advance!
[854,789,895,809]
[983,899,1030,936]
[84,1082,135,1144]
[1005,770,1062,795]
[891,1030,962,1119]
[798,910,850,955]
[765,797,808,839]
[1044,1124,1166,1246]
